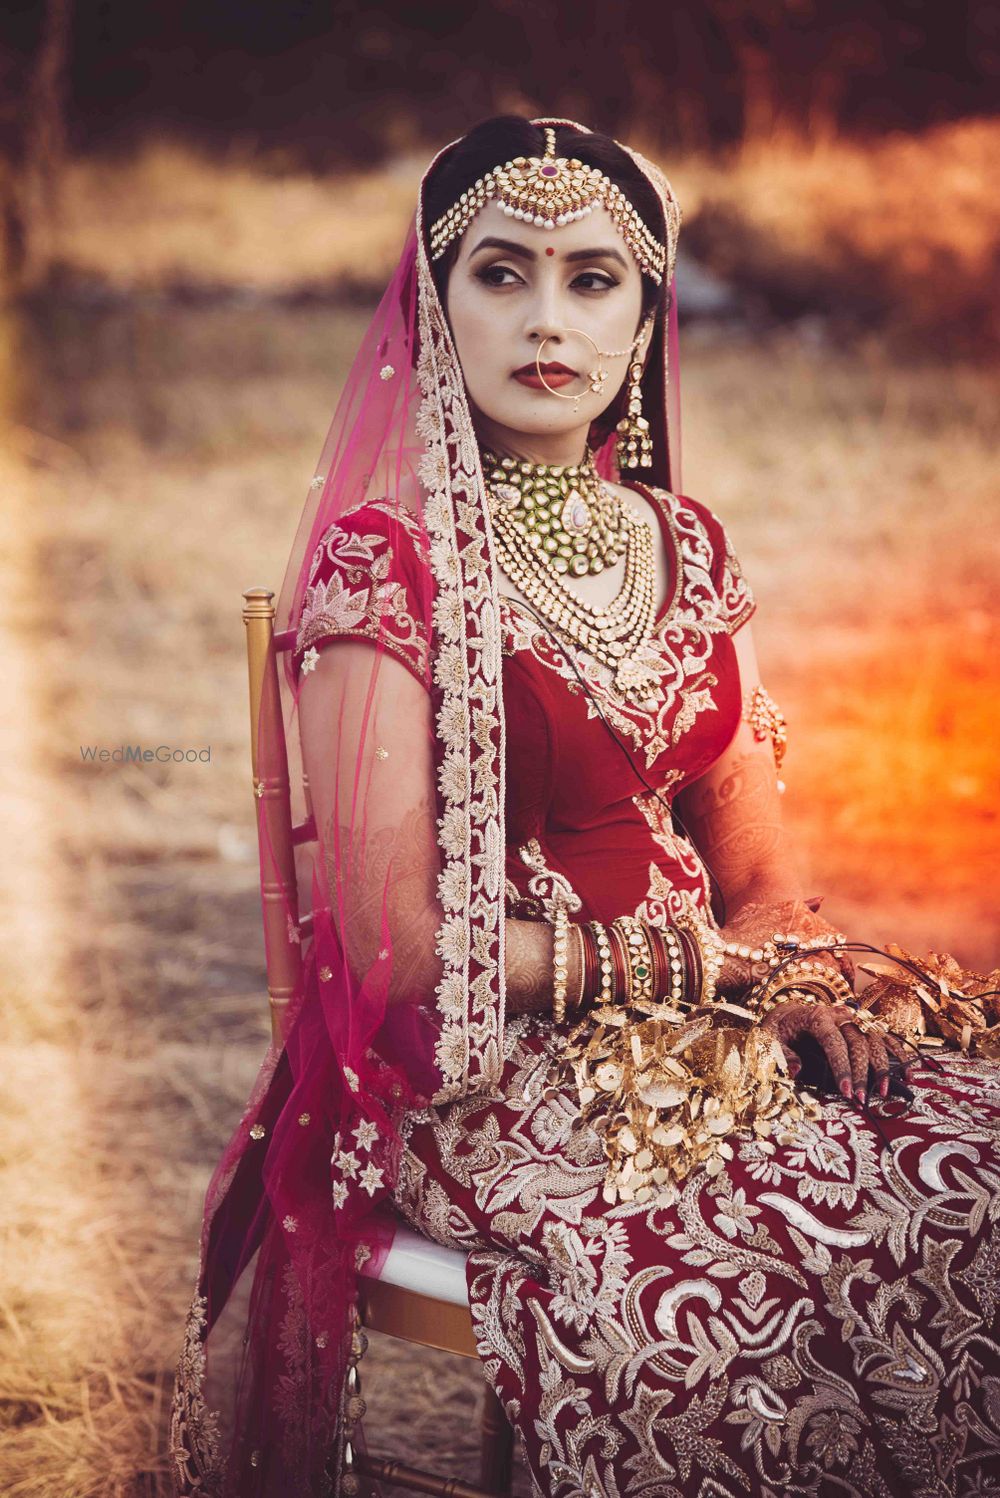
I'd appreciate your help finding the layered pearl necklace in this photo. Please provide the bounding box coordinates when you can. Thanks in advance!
[482,447,661,700]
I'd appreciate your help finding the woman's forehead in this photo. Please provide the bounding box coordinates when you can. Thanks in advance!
[455,202,639,272]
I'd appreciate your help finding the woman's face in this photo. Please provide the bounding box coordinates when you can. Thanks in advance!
[444,201,651,464]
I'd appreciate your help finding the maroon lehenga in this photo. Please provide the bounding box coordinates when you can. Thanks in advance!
[303,485,1000,1496]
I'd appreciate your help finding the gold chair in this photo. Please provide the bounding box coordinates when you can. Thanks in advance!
[242,587,515,1498]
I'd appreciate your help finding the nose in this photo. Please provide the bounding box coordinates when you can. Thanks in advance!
[523,279,567,349]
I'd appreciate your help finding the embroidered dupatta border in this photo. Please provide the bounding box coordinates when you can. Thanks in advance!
[413,232,507,1105]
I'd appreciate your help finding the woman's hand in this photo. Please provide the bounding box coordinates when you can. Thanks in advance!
[721,897,855,989]
[759,1000,917,1103]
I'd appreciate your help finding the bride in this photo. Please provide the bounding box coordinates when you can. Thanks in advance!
[170,114,1000,1497]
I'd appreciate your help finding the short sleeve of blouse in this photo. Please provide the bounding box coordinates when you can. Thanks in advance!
[293,498,434,690]
[677,493,756,635]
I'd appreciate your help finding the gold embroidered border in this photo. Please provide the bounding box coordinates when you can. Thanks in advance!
[414,230,506,1104]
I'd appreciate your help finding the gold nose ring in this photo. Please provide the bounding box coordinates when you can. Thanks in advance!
[534,322,648,403]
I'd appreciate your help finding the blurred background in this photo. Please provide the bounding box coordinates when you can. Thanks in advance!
[1,2,997,1493]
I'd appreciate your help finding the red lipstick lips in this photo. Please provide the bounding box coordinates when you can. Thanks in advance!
[513,361,579,389]
[514,361,577,376]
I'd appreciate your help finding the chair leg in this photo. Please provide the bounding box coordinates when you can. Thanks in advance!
[479,1380,514,1495]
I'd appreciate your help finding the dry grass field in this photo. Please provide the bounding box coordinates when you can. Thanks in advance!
[1,128,998,1495]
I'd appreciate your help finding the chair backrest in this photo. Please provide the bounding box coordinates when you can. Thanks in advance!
[242,588,315,1045]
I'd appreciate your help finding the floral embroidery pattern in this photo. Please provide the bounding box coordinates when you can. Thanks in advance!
[396,1026,1000,1497]
[517,837,583,921]
[414,242,506,1103]
[632,784,715,920]
[295,498,432,687]
[500,489,754,770]
[168,1290,223,1493]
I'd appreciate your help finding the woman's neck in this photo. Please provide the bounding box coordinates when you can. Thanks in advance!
[475,417,590,469]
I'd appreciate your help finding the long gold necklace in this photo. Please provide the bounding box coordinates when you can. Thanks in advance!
[483,448,661,700]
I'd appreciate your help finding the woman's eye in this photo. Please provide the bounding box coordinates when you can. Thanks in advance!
[475,264,523,287]
[573,272,618,292]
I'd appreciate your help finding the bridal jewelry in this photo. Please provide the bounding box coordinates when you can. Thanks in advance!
[612,916,656,1004]
[483,445,626,575]
[428,125,675,284]
[532,325,649,412]
[743,685,788,793]
[616,354,654,470]
[483,448,660,700]
[551,907,571,1023]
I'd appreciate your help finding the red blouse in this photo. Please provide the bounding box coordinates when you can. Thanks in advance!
[294,485,754,928]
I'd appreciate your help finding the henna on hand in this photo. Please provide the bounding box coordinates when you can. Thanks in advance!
[760,1001,913,1104]
[724,897,855,987]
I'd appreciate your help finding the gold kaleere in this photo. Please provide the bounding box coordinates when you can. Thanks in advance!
[858,943,1000,1060]
[561,1000,819,1207]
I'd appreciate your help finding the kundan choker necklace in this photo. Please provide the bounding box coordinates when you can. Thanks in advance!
[482,446,661,701]
[483,447,624,576]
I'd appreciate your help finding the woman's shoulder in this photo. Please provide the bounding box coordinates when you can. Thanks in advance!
[632,484,756,636]
[307,497,430,580]
[295,496,434,687]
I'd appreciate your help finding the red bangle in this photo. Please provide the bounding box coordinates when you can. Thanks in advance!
[645,921,662,1001]
[570,922,589,1011]
[607,923,629,1004]
[582,923,599,1007]
[678,926,701,1005]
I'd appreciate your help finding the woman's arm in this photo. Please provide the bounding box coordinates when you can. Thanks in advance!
[675,623,802,917]
[299,641,575,1017]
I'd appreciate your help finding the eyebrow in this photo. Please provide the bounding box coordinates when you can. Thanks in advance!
[467,235,629,270]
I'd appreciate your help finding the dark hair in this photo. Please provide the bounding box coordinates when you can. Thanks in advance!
[422,115,672,464]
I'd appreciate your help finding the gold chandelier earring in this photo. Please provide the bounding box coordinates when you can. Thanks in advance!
[615,324,653,471]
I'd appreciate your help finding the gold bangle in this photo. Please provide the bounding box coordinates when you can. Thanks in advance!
[552,907,570,1024]
[674,906,725,1005]
[568,921,587,1011]
[753,956,854,1014]
[589,921,615,1005]
[612,916,655,1005]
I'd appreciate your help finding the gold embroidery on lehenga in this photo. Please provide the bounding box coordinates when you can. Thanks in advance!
[399,1028,1000,1494]
[517,836,583,921]
[296,498,432,683]
[632,783,714,920]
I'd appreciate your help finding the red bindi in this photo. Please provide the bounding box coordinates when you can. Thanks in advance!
[545,246,555,256]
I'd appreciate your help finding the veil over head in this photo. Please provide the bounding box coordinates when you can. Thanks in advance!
[170,116,683,1496]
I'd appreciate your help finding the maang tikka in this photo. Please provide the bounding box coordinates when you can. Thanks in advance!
[428,126,670,284]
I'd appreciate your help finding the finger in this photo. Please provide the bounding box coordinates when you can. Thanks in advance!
[840,1022,870,1101]
[865,1029,891,1098]
[779,1042,802,1078]
[885,1033,918,1078]
[802,1008,853,1099]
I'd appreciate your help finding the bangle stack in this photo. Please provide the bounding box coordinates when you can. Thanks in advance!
[547,905,848,1020]
[546,912,702,1014]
